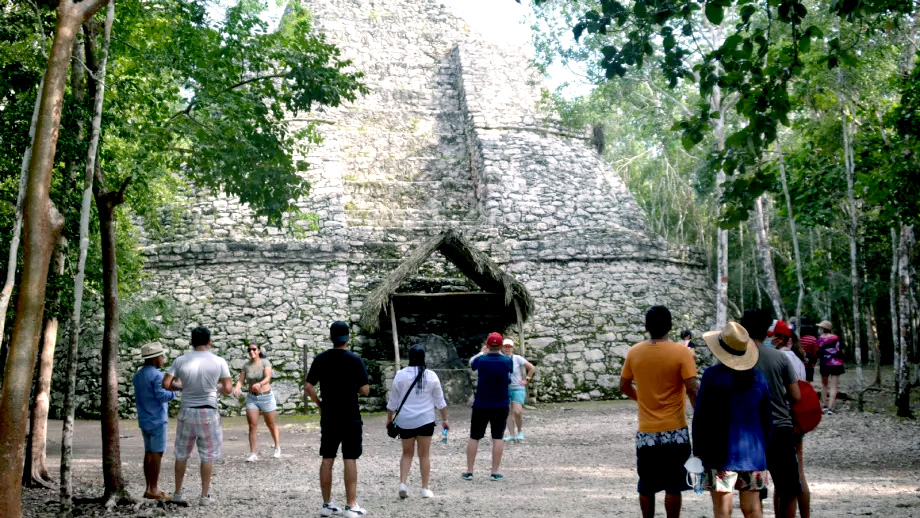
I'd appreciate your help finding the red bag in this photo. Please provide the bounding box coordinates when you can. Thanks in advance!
[792,380,822,434]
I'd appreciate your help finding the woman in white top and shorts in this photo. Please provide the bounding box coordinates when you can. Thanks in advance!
[232,343,281,461]
[386,345,449,499]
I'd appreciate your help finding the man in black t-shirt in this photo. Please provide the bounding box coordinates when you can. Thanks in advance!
[305,321,370,518]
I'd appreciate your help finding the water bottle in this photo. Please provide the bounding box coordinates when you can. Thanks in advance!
[684,456,705,494]
[441,428,449,445]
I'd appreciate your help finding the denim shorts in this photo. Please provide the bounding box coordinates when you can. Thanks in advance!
[509,388,526,405]
[245,392,277,413]
[142,422,168,453]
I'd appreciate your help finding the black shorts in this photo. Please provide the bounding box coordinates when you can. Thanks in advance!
[805,366,815,382]
[766,426,802,499]
[398,422,435,440]
[320,420,363,460]
[636,442,692,495]
[820,364,845,377]
[469,406,509,440]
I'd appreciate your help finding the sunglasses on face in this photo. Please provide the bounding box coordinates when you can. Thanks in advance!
[248,348,258,352]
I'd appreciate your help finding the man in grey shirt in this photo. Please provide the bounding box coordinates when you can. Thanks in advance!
[741,310,801,518]
[162,326,232,506]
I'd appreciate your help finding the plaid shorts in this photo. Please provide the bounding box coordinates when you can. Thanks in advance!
[701,469,768,493]
[174,408,222,462]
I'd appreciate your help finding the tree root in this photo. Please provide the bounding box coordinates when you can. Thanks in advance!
[102,488,136,510]
[23,473,54,489]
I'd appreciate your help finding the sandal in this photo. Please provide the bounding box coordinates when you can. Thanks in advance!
[144,490,168,500]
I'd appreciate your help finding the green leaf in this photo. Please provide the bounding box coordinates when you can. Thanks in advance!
[705,3,724,25]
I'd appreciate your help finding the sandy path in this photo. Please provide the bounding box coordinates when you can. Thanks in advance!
[22,395,920,517]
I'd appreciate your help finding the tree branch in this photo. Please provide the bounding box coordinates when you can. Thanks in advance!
[165,72,287,123]
[647,80,693,117]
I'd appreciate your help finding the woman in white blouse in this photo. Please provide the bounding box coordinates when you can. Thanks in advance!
[386,345,449,499]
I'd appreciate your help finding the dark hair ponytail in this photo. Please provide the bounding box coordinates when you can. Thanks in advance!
[408,345,426,392]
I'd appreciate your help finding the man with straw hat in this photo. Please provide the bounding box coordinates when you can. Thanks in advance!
[742,309,802,518]
[619,306,698,518]
[133,342,180,500]
[694,322,773,518]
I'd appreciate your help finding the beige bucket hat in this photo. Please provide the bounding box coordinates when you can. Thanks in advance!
[140,343,166,360]
[702,322,759,371]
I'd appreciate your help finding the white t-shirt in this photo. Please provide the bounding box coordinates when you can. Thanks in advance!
[167,350,231,409]
[508,354,528,390]
[386,367,447,430]
[781,349,806,382]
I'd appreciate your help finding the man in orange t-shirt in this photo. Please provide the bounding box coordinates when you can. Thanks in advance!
[620,305,699,518]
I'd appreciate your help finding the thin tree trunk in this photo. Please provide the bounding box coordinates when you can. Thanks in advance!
[866,303,881,387]
[60,2,113,513]
[892,228,901,393]
[95,175,132,504]
[841,106,864,404]
[739,224,745,309]
[23,237,65,488]
[0,1,108,514]
[752,195,786,319]
[896,225,913,418]
[777,146,806,328]
[0,76,44,355]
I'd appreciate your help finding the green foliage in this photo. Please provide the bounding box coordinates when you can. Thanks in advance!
[119,298,176,347]
[525,0,911,223]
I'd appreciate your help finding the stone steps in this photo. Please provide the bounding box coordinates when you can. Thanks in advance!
[345,207,480,227]
[339,156,472,183]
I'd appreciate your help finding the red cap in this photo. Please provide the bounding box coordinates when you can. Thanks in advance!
[486,332,504,348]
[768,320,792,338]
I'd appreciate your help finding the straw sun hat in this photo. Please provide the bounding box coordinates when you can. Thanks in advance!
[702,322,760,371]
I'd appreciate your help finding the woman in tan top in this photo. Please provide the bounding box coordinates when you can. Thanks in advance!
[232,343,281,461]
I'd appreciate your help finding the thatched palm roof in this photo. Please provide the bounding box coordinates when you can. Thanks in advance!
[359,230,535,332]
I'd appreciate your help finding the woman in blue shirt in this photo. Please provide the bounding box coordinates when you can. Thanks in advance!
[695,322,773,518]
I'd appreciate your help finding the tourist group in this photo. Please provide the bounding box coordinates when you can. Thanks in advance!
[131,306,841,517]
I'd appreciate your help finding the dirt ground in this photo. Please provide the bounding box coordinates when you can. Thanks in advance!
[22,367,920,518]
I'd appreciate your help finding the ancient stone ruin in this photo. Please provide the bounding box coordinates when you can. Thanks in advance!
[60,0,713,417]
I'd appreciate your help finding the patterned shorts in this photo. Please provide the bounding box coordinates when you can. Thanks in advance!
[635,427,692,495]
[175,408,222,462]
[701,469,768,493]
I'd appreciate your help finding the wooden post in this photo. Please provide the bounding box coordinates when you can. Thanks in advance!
[514,300,525,356]
[390,299,401,367]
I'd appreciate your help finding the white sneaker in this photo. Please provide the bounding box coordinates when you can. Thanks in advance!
[171,492,188,506]
[398,483,408,499]
[246,452,258,462]
[273,446,282,458]
[320,500,342,516]
[344,503,367,517]
[199,494,215,506]
[420,488,434,498]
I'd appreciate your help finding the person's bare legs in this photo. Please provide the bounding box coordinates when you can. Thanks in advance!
[343,459,358,508]
[711,491,732,518]
[263,410,281,448]
[797,437,811,518]
[774,492,797,518]
[399,438,415,484]
[828,374,840,411]
[200,461,213,497]
[664,493,681,518]
[466,439,479,473]
[740,490,764,518]
[320,458,334,503]
[491,438,504,474]
[821,375,830,408]
[143,451,163,495]
[246,408,260,453]
[505,407,516,437]
[417,436,432,488]
[174,459,188,495]
[511,402,524,435]
[639,494,655,518]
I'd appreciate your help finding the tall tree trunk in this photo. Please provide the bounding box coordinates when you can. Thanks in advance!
[23,237,65,488]
[892,228,901,393]
[60,2,113,513]
[0,1,109,515]
[866,302,881,387]
[0,76,44,359]
[841,106,864,403]
[896,225,914,418]
[94,176,131,504]
[777,146,806,328]
[752,195,786,319]
[739,224,745,309]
